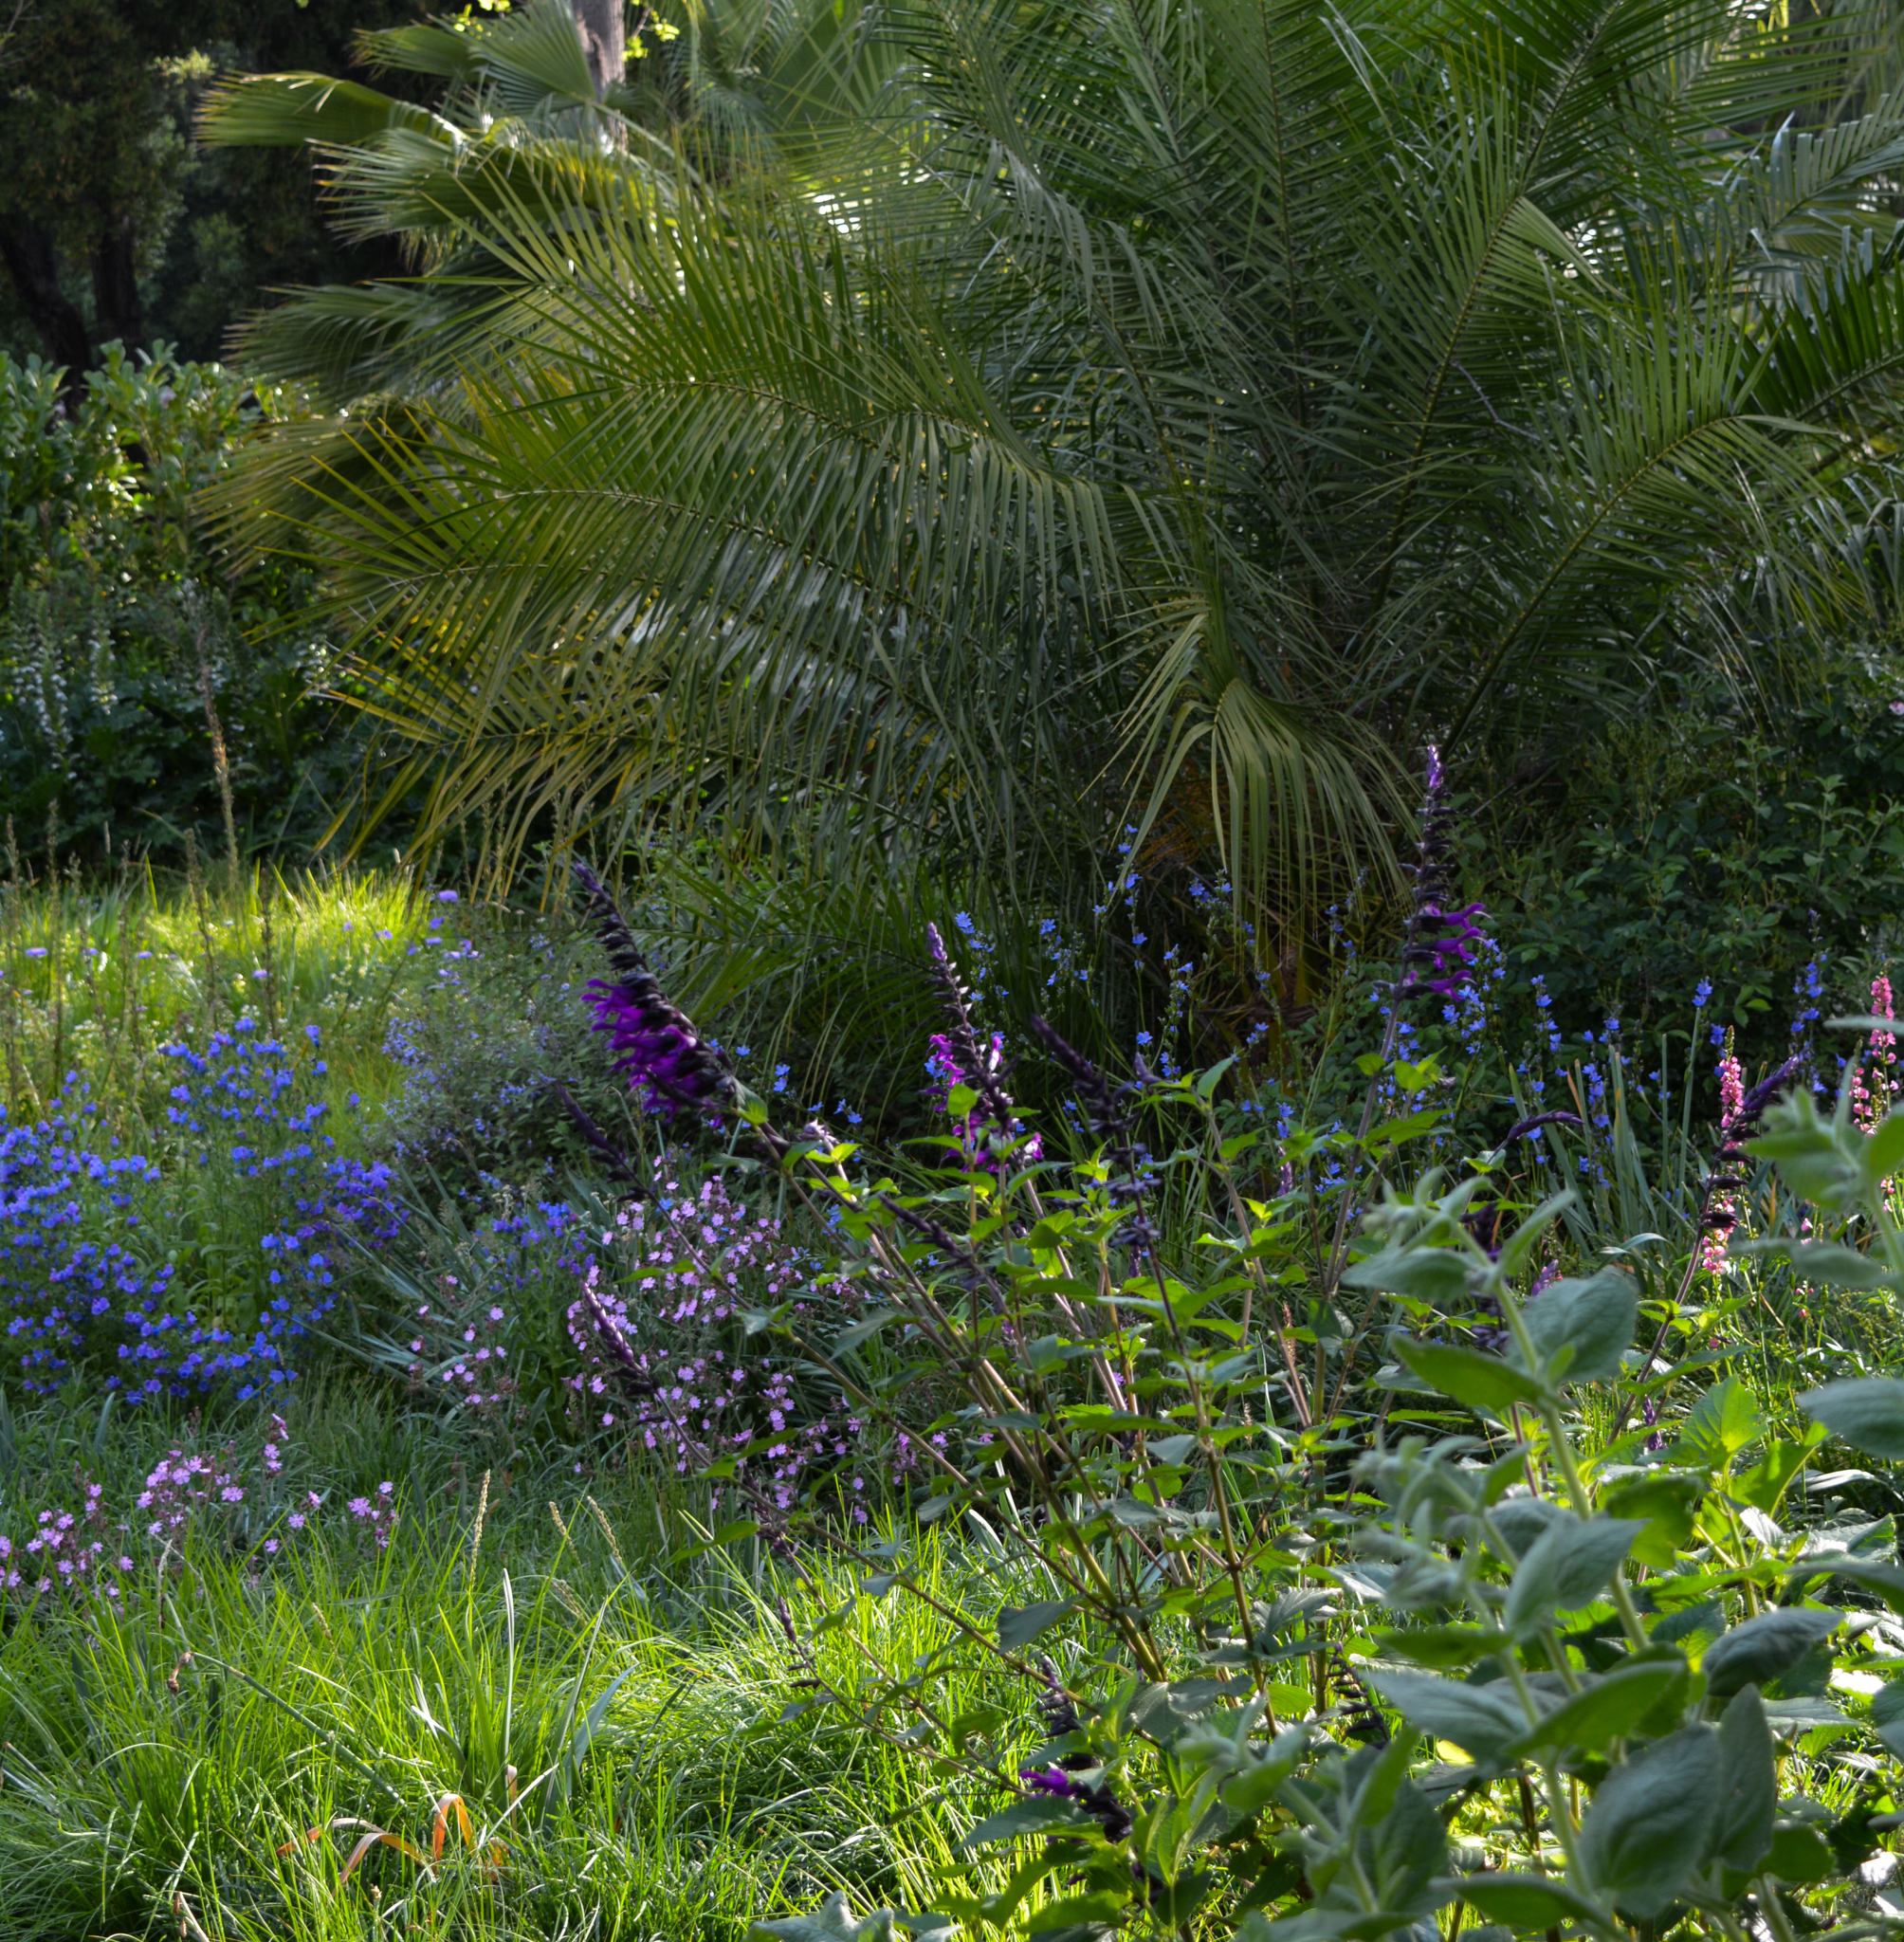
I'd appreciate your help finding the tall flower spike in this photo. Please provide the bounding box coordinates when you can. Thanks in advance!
[572,862,736,1119]
[925,923,1023,1137]
[1396,746,1490,1004]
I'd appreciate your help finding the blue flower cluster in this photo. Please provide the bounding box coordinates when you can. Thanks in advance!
[0,1021,403,1404]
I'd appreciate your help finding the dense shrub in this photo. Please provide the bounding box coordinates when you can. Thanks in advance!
[0,345,379,868]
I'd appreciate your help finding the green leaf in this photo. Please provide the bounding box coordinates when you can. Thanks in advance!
[1788,1243,1891,1291]
[1513,1269,1637,1383]
[961,1797,1095,1849]
[1732,1426,1828,1514]
[832,1311,903,1357]
[1443,1874,1602,1929]
[1219,1727,1309,1817]
[1392,1339,1547,1415]
[1787,1552,1904,1614]
[1865,1110,1904,1189]
[1872,1678,1904,1755]
[1504,1514,1643,1635]
[1596,1472,1704,1566]
[1578,1726,1722,1917]
[1765,1822,1836,1884]
[1675,1376,1764,1468]
[1358,1668,1528,1762]
[1341,1250,1473,1305]
[1713,1687,1776,1875]
[1801,1377,1904,1458]
[1369,1624,1501,1669]
[1508,1658,1685,1756]
[1026,1890,1129,1931]
[1701,1610,1841,1702]
[998,1601,1077,1653]
[1364,1781,1447,1912]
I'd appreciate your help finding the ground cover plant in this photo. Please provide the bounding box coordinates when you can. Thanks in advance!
[5,735,1904,1941]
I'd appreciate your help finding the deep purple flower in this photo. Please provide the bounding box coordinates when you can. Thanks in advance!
[1021,1765,1082,1799]
[573,864,736,1119]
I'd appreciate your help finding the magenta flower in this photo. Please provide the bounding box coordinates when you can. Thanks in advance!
[574,864,735,1119]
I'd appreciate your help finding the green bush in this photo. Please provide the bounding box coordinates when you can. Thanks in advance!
[0,344,377,868]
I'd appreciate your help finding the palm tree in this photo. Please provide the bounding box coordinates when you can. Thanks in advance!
[202,0,1904,1018]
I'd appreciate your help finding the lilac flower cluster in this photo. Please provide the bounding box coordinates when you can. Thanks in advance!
[568,1160,866,1516]
[1,1415,395,1606]
[0,1022,402,1402]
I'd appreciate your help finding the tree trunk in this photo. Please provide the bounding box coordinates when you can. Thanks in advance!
[571,0,624,97]
[0,219,92,378]
[87,212,142,355]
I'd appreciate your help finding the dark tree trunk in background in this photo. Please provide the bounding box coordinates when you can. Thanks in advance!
[87,211,142,352]
[0,218,93,376]
[571,0,624,96]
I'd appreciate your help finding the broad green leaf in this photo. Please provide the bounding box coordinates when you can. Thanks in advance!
[1596,1471,1703,1566]
[1363,1782,1447,1913]
[961,1797,1094,1848]
[1504,1515,1642,1635]
[1700,1609,1840,1702]
[1578,1726,1722,1916]
[1026,1889,1129,1931]
[1220,1727,1309,1817]
[1358,1668,1528,1762]
[1675,1376,1763,1468]
[998,1601,1076,1653]
[1392,1339,1547,1415]
[1444,1874,1602,1928]
[1765,1823,1835,1884]
[1508,1658,1684,1756]
[1801,1377,1904,1459]
[1713,1687,1776,1875]
[1341,1249,1473,1305]
[1369,1624,1502,1669]
[1512,1269,1636,1383]
[1864,1110,1904,1188]
[1872,1678,1904,1755]
[1786,1552,1904,1614]
[1789,1243,1890,1290]
[1732,1426,1828,1513]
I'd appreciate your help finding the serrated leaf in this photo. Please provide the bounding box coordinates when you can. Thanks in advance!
[1508,1658,1684,1756]
[1370,1624,1502,1669]
[1596,1472,1704,1566]
[1340,1249,1474,1304]
[1714,1687,1776,1874]
[1358,1668,1528,1761]
[1871,1678,1904,1755]
[1504,1515,1642,1636]
[1443,1874,1602,1929]
[1675,1375,1763,1468]
[961,1796,1095,1848]
[1512,1269,1637,1383]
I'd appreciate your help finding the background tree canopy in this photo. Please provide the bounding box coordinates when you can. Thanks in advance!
[184,0,1904,1072]
[0,0,435,370]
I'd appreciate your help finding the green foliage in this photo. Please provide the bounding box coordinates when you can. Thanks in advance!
[0,344,382,868]
[638,944,1904,1942]
[203,0,1904,979]
[1495,654,1904,1060]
